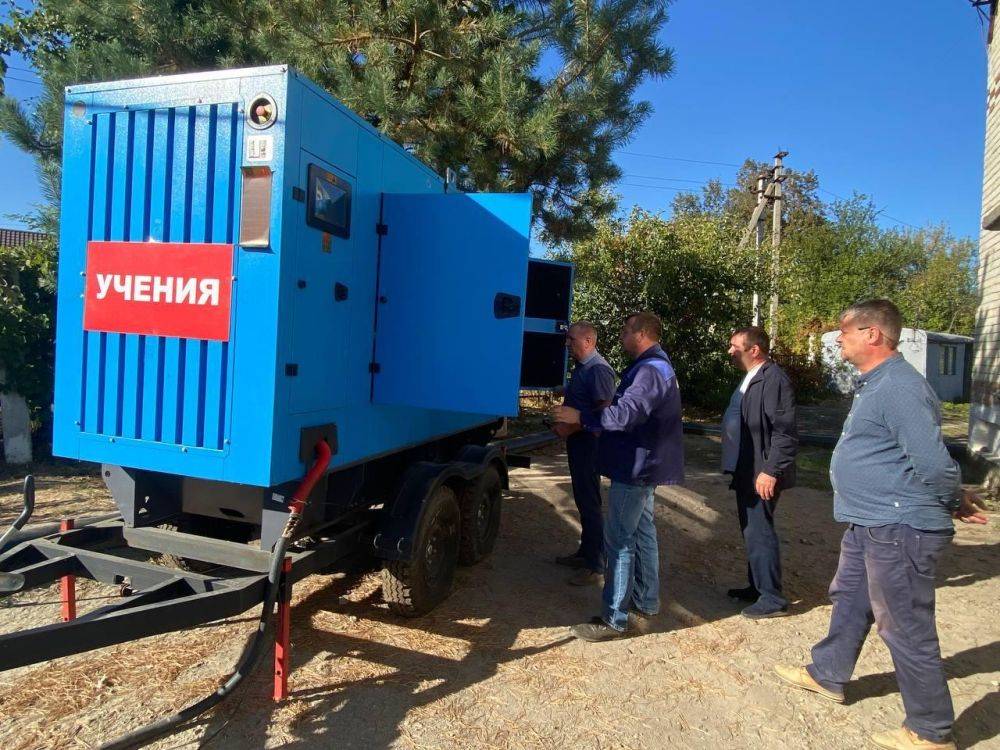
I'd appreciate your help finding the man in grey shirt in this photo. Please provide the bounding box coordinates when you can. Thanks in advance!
[774,300,987,750]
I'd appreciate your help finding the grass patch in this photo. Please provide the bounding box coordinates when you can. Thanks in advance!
[797,446,833,491]
[941,401,970,419]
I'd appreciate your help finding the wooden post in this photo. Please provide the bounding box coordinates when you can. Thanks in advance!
[59,519,76,622]
[752,173,767,326]
[273,556,293,701]
[768,151,788,342]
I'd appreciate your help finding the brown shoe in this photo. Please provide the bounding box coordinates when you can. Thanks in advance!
[870,727,956,750]
[773,665,845,703]
[568,568,604,587]
[627,610,655,636]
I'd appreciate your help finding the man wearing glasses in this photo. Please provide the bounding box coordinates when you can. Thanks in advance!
[774,299,987,750]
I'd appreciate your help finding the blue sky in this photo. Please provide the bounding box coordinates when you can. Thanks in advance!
[0,1,990,239]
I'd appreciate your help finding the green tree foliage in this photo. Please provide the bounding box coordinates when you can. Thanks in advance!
[566,170,980,408]
[0,234,57,421]
[0,0,675,244]
[560,208,754,406]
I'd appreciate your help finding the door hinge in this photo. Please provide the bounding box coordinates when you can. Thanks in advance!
[292,187,305,202]
[376,223,388,236]
[285,363,299,376]
[368,362,381,374]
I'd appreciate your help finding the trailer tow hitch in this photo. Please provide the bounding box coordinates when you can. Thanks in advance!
[0,476,35,593]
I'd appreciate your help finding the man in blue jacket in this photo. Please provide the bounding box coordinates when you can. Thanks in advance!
[774,300,987,750]
[553,311,685,641]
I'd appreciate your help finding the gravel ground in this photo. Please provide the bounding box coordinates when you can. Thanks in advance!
[0,434,996,749]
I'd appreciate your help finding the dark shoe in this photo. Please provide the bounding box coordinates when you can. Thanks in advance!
[571,619,625,642]
[742,601,789,619]
[628,610,655,635]
[555,552,588,569]
[727,585,760,602]
[568,568,605,587]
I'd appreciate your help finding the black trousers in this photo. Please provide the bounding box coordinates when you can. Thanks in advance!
[733,471,787,610]
[566,431,604,572]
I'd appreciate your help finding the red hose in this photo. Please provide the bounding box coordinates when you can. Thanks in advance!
[289,439,332,514]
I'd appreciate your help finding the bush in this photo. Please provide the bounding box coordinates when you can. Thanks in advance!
[771,349,829,404]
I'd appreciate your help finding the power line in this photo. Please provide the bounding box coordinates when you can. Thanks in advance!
[617,150,743,168]
[624,173,737,187]
[4,65,36,74]
[820,187,921,230]
[620,182,703,194]
[3,75,44,87]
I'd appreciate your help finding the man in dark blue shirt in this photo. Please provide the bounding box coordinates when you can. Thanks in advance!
[554,312,684,641]
[553,321,616,584]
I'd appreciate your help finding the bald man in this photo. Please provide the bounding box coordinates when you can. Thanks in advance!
[554,321,616,585]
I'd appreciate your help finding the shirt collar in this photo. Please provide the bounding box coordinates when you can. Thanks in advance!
[743,361,764,382]
[856,353,902,385]
[578,349,599,366]
[634,343,664,363]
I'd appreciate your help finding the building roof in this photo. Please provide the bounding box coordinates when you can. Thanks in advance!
[822,328,973,345]
[924,331,974,344]
[0,228,48,248]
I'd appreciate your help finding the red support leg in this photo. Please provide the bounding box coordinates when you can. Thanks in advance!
[273,556,293,702]
[59,519,76,622]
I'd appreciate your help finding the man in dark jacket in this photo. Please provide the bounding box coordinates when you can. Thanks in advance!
[553,312,685,641]
[722,326,797,618]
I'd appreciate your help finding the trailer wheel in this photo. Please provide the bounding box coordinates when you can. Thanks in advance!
[458,466,502,566]
[382,484,460,617]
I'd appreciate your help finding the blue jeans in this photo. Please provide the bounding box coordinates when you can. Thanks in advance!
[601,481,660,631]
[808,523,955,743]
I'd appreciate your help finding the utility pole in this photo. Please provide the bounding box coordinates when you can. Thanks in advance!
[751,172,766,326]
[767,151,788,343]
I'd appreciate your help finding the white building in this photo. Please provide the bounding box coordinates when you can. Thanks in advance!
[973,3,1000,473]
[820,328,972,402]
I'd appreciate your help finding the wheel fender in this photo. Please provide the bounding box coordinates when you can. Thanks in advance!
[373,461,479,562]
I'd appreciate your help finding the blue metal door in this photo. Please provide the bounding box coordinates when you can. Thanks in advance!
[372,192,531,416]
[289,152,354,414]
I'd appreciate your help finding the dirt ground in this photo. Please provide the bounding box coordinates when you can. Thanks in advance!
[0,434,997,750]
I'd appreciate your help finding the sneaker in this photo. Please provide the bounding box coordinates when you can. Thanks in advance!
[568,568,605,587]
[570,619,624,642]
[555,552,588,569]
[627,610,655,635]
[727,585,760,602]
[742,601,789,619]
[773,665,845,703]
[870,727,956,750]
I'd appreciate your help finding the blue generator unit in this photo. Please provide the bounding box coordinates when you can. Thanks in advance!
[44,65,572,615]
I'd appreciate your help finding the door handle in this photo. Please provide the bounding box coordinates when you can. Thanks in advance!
[493,292,521,319]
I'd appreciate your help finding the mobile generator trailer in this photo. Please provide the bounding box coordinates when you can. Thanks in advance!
[0,65,571,720]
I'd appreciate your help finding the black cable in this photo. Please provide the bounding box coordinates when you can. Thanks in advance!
[97,440,329,750]
[97,530,292,750]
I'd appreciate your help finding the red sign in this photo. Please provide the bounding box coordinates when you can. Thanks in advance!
[83,241,235,341]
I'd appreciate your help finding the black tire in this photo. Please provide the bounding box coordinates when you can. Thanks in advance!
[458,467,502,566]
[382,484,461,617]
